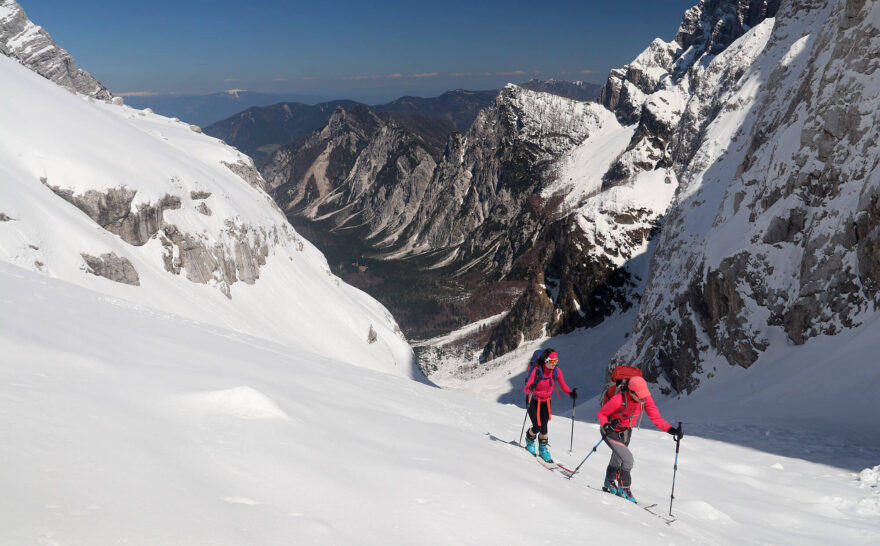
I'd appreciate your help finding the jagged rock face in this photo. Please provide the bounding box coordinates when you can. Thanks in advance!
[600,0,781,188]
[397,85,606,275]
[675,0,782,55]
[0,1,111,99]
[263,87,603,277]
[481,211,652,361]
[480,0,785,371]
[263,105,439,242]
[81,252,140,285]
[614,0,880,393]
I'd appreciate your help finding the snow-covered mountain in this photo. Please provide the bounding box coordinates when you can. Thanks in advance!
[609,0,880,394]
[0,0,110,99]
[0,28,416,378]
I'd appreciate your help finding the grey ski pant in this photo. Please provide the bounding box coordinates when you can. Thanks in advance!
[603,428,634,487]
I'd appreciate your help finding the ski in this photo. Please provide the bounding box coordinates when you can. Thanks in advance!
[586,485,676,525]
[534,456,558,471]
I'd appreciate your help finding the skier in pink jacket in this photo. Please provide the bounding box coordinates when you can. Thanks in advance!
[597,375,683,503]
[523,351,578,463]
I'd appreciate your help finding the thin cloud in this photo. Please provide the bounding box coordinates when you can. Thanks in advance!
[496,70,527,76]
[413,72,439,78]
[223,78,239,82]
[580,69,598,74]
[116,91,162,97]
[387,73,404,78]
[449,72,470,77]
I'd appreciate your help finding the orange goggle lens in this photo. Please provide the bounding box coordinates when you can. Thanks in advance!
[546,358,558,364]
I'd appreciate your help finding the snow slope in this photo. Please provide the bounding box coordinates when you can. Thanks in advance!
[2,262,878,545]
[0,52,417,378]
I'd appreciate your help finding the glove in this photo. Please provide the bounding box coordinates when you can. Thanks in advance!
[667,426,683,440]
[527,383,537,394]
[602,423,616,436]
[569,388,578,400]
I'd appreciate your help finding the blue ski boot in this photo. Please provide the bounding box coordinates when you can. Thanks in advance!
[538,438,553,463]
[618,487,636,504]
[525,433,537,456]
[603,476,621,495]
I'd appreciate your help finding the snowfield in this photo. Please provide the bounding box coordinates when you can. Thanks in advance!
[2,262,878,545]
[0,51,417,379]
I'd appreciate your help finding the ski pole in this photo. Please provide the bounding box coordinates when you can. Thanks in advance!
[568,397,575,454]
[669,421,682,517]
[567,434,604,480]
[519,392,533,446]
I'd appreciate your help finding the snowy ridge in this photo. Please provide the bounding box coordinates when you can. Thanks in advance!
[0,0,110,98]
[0,52,416,378]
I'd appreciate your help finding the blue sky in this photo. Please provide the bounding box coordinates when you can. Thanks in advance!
[22,0,699,102]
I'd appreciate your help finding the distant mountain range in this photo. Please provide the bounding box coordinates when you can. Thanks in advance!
[121,90,331,127]
[204,90,498,159]
[519,78,602,101]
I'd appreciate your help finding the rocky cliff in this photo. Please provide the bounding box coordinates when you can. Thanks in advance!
[613,0,880,394]
[0,0,110,99]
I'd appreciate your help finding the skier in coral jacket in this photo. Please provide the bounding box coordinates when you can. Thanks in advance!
[523,351,578,463]
[597,375,683,503]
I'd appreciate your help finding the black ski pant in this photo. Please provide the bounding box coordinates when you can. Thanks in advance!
[527,397,551,435]
[603,428,634,487]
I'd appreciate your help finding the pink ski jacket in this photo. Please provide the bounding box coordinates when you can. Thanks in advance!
[523,365,573,400]
[597,392,671,432]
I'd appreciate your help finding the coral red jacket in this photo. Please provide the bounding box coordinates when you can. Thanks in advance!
[598,392,671,432]
[523,365,572,400]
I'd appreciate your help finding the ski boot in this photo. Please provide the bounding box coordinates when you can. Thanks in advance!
[618,487,636,504]
[538,438,553,463]
[602,476,621,495]
[525,432,537,456]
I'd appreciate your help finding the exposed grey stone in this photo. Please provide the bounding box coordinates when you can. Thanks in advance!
[222,159,267,191]
[81,252,140,285]
[43,181,181,246]
[196,202,212,216]
[0,212,11,221]
[0,1,111,99]
[190,190,212,200]
[367,325,378,344]
[762,209,806,244]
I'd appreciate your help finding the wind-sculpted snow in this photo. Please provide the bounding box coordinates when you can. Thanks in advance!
[0,0,110,99]
[0,51,417,378]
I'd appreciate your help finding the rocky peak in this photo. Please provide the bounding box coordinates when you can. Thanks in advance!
[675,0,781,57]
[0,0,111,99]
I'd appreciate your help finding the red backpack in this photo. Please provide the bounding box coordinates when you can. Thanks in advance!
[600,365,643,407]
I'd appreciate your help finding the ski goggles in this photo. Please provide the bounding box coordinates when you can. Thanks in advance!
[546,358,559,365]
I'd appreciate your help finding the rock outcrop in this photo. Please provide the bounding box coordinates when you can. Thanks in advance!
[0,0,111,99]
[81,252,140,285]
